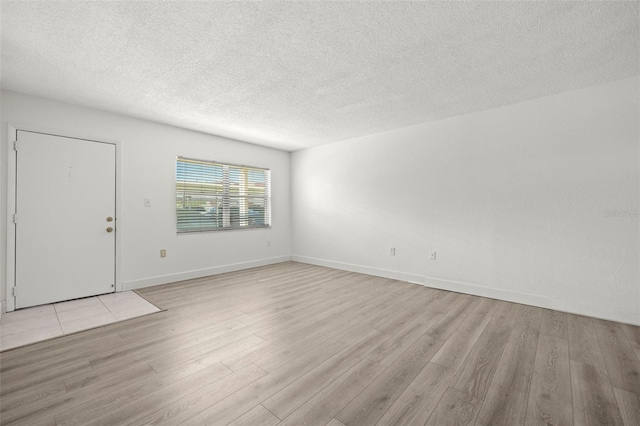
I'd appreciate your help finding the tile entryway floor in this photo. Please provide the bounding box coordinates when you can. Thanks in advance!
[0,291,161,352]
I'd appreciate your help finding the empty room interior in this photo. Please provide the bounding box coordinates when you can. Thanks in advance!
[1,1,639,425]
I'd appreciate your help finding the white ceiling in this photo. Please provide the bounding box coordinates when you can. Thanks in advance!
[1,1,638,151]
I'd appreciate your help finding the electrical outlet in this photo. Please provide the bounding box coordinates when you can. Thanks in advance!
[390,247,396,256]
[144,197,152,207]
[267,240,271,247]
[430,251,437,260]
[160,249,166,258]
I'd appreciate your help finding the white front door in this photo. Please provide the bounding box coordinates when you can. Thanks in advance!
[14,130,116,308]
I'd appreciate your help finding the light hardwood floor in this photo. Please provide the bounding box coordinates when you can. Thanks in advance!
[1,261,639,425]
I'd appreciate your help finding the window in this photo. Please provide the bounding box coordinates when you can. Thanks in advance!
[176,157,271,233]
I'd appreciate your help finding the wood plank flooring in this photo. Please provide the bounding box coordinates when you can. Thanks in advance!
[1,261,639,425]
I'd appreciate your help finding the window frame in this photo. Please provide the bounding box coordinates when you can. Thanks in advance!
[176,156,271,233]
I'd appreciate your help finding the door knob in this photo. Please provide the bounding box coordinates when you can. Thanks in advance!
[106,227,113,233]
[106,217,113,222]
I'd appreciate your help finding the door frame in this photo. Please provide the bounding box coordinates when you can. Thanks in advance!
[5,123,122,312]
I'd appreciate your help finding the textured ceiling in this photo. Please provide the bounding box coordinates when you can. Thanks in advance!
[1,1,638,151]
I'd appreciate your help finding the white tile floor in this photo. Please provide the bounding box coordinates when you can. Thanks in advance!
[0,291,160,352]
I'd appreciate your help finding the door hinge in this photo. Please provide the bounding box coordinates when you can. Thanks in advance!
[12,213,18,224]
[12,287,17,297]
[13,141,18,151]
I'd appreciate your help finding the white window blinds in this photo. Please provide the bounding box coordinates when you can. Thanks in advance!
[176,157,271,233]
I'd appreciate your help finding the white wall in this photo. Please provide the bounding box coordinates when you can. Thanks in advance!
[292,76,640,325]
[1,90,291,311]
[3,78,639,325]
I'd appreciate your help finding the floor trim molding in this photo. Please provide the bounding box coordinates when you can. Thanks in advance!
[291,255,640,326]
[123,255,292,291]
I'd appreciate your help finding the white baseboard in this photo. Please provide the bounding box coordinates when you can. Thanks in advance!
[419,274,640,326]
[123,255,291,291]
[291,255,640,326]
[290,255,424,284]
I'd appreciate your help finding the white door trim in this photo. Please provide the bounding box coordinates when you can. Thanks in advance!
[5,123,122,312]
